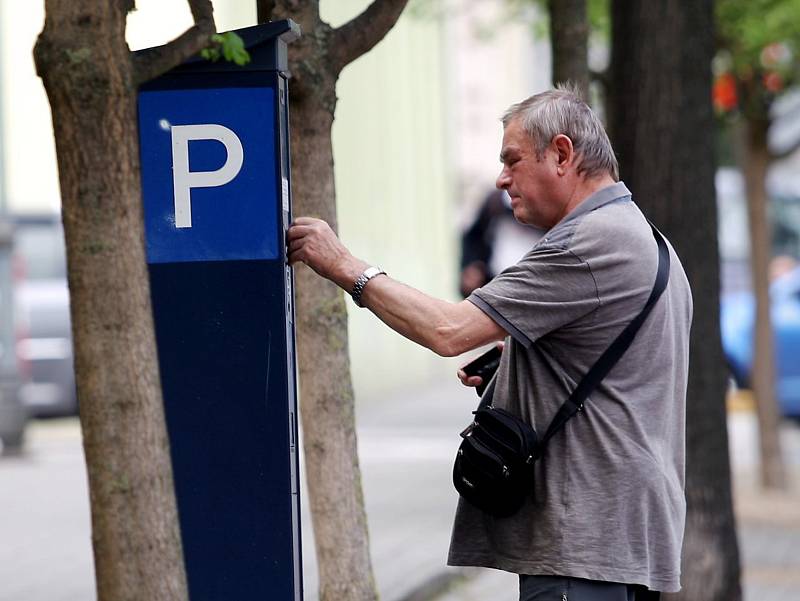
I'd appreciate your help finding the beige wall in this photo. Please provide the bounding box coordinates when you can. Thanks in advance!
[321,2,457,398]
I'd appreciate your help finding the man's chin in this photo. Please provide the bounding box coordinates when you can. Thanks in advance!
[512,208,532,225]
[513,211,548,230]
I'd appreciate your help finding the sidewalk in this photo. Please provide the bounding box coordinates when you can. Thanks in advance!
[728,411,800,601]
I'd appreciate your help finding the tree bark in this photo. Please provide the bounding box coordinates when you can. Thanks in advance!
[740,117,787,490]
[287,21,379,601]
[264,2,408,599]
[256,0,278,24]
[34,4,187,601]
[608,1,742,599]
[34,2,215,599]
[547,0,590,98]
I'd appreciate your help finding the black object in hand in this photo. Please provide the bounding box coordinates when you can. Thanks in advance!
[462,345,502,396]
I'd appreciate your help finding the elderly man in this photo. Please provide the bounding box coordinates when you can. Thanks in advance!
[287,86,691,601]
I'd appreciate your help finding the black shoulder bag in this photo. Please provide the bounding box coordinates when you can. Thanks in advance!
[453,223,671,518]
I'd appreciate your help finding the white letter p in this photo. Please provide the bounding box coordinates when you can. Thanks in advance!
[171,124,244,228]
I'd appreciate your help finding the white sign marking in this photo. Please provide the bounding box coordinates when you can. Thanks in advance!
[171,124,244,228]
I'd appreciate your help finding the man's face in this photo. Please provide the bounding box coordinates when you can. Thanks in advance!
[496,118,564,229]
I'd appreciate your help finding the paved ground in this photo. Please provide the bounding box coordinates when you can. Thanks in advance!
[0,380,798,601]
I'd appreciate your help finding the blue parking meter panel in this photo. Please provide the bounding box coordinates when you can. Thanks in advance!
[137,20,301,601]
[139,87,279,263]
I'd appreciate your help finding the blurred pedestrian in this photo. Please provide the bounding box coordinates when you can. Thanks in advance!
[459,188,543,297]
[287,84,691,601]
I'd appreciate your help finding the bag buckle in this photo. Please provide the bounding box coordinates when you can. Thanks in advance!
[460,421,476,438]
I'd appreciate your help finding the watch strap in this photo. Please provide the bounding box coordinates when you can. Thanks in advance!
[351,266,386,307]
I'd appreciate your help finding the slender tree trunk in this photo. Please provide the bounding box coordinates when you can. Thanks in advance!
[608,1,742,599]
[740,117,786,490]
[292,100,379,601]
[263,2,408,599]
[288,27,379,600]
[548,0,590,98]
[34,2,188,600]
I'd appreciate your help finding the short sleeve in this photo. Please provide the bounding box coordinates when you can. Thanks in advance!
[467,247,600,347]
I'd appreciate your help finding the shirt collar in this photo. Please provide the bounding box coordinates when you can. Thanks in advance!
[556,181,632,229]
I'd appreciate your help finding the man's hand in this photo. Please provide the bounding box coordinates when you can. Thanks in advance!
[457,341,505,388]
[457,369,484,388]
[287,217,366,285]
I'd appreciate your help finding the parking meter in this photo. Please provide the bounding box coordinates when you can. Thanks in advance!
[136,20,301,600]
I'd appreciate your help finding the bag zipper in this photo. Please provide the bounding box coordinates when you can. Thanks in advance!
[480,406,537,457]
[465,436,511,478]
[472,421,517,457]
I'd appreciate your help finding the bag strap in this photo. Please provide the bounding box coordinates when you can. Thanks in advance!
[476,222,670,447]
[539,222,670,446]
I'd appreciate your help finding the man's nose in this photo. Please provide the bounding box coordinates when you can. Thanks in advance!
[496,167,510,190]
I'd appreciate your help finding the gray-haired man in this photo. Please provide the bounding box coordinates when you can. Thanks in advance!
[287,86,691,601]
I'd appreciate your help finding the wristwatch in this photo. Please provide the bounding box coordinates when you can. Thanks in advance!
[351,266,386,307]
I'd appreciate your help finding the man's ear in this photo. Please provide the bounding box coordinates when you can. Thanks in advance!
[552,134,574,169]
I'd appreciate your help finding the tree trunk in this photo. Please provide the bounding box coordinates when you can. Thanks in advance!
[548,0,590,98]
[289,35,379,601]
[263,2,408,599]
[608,1,742,599]
[34,3,188,600]
[740,117,786,490]
[292,100,380,601]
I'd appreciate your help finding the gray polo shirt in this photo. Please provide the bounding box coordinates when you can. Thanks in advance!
[448,182,692,593]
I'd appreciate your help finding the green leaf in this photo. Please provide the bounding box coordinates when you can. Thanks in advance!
[201,31,250,66]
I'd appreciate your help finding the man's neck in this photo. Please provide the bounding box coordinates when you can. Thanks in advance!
[562,174,618,217]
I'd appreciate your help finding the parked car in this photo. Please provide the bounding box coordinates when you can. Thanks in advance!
[0,216,27,451]
[13,214,76,418]
[721,265,800,419]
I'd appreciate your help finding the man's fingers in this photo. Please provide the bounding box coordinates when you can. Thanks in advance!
[457,369,482,388]
[287,238,306,254]
[286,224,314,241]
[292,216,322,227]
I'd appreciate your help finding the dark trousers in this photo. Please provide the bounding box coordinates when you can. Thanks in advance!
[519,575,661,601]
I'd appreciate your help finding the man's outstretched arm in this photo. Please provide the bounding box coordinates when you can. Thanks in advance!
[287,217,507,357]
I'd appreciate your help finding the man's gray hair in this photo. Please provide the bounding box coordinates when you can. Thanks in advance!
[502,83,619,181]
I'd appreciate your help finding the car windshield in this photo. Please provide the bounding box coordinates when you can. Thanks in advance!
[15,222,67,280]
